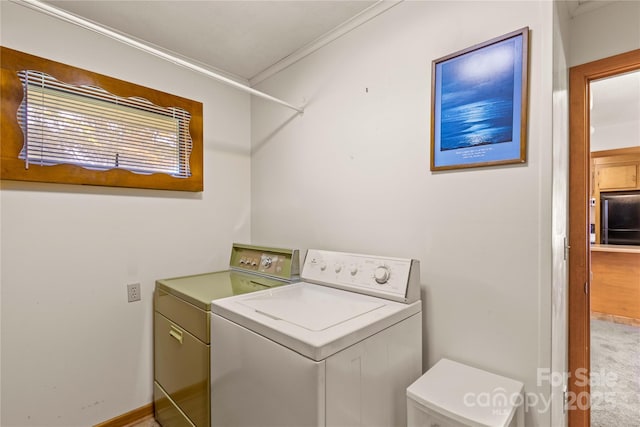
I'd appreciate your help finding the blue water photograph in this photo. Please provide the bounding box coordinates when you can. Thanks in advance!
[439,39,516,151]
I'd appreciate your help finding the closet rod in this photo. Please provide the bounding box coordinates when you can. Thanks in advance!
[12,0,305,114]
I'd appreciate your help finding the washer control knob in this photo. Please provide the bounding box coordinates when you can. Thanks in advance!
[262,257,272,268]
[374,266,390,284]
[319,262,327,271]
[251,259,257,266]
[350,265,358,276]
[334,264,342,273]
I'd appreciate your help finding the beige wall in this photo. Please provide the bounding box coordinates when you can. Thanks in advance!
[551,1,572,426]
[0,2,252,425]
[569,0,640,67]
[251,1,555,426]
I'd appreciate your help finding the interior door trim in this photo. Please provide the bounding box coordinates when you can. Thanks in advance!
[568,48,640,427]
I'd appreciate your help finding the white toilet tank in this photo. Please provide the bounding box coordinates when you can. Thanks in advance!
[407,358,524,427]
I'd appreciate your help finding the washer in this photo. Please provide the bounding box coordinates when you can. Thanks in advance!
[211,249,422,427]
[153,243,299,427]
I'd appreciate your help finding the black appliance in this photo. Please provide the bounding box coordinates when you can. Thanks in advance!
[600,190,640,245]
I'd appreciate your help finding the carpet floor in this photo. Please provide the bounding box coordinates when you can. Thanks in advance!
[590,318,640,427]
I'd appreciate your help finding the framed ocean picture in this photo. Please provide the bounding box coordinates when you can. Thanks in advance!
[430,27,529,171]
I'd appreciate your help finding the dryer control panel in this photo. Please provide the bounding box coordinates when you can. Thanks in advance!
[230,243,300,280]
[302,249,420,303]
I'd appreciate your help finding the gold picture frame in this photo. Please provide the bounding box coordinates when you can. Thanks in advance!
[430,27,529,171]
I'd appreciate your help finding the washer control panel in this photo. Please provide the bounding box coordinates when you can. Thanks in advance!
[302,249,420,303]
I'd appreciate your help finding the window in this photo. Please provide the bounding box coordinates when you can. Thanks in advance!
[1,47,203,191]
[18,71,193,177]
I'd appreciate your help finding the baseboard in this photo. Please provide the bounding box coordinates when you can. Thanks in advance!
[591,311,640,327]
[93,403,154,427]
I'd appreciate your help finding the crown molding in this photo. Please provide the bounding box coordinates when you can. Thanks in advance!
[567,0,617,18]
[249,0,403,86]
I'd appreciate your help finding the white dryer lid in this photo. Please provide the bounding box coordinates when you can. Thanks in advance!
[211,282,421,361]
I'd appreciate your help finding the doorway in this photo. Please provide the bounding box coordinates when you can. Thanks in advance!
[568,49,640,427]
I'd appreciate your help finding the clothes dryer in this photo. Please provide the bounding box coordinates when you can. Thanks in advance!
[154,243,299,427]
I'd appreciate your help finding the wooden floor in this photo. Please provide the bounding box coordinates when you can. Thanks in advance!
[124,415,159,427]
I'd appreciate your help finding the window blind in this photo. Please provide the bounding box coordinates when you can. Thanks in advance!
[17,70,192,178]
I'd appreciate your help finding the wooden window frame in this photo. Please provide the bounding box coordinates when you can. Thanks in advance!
[1,46,203,191]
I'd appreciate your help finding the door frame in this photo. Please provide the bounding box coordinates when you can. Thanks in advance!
[568,48,640,427]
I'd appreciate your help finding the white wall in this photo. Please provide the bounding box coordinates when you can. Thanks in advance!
[569,0,640,67]
[0,3,251,426]
[569,1,640,155]
[551,1,571,426]
[251,1,555,426]
[591,120,640,152]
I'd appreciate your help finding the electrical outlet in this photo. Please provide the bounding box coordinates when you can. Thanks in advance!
[127,283,141,302]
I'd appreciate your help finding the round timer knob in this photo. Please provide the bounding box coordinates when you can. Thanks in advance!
[262,257,272,268]
[374,266,390,284]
